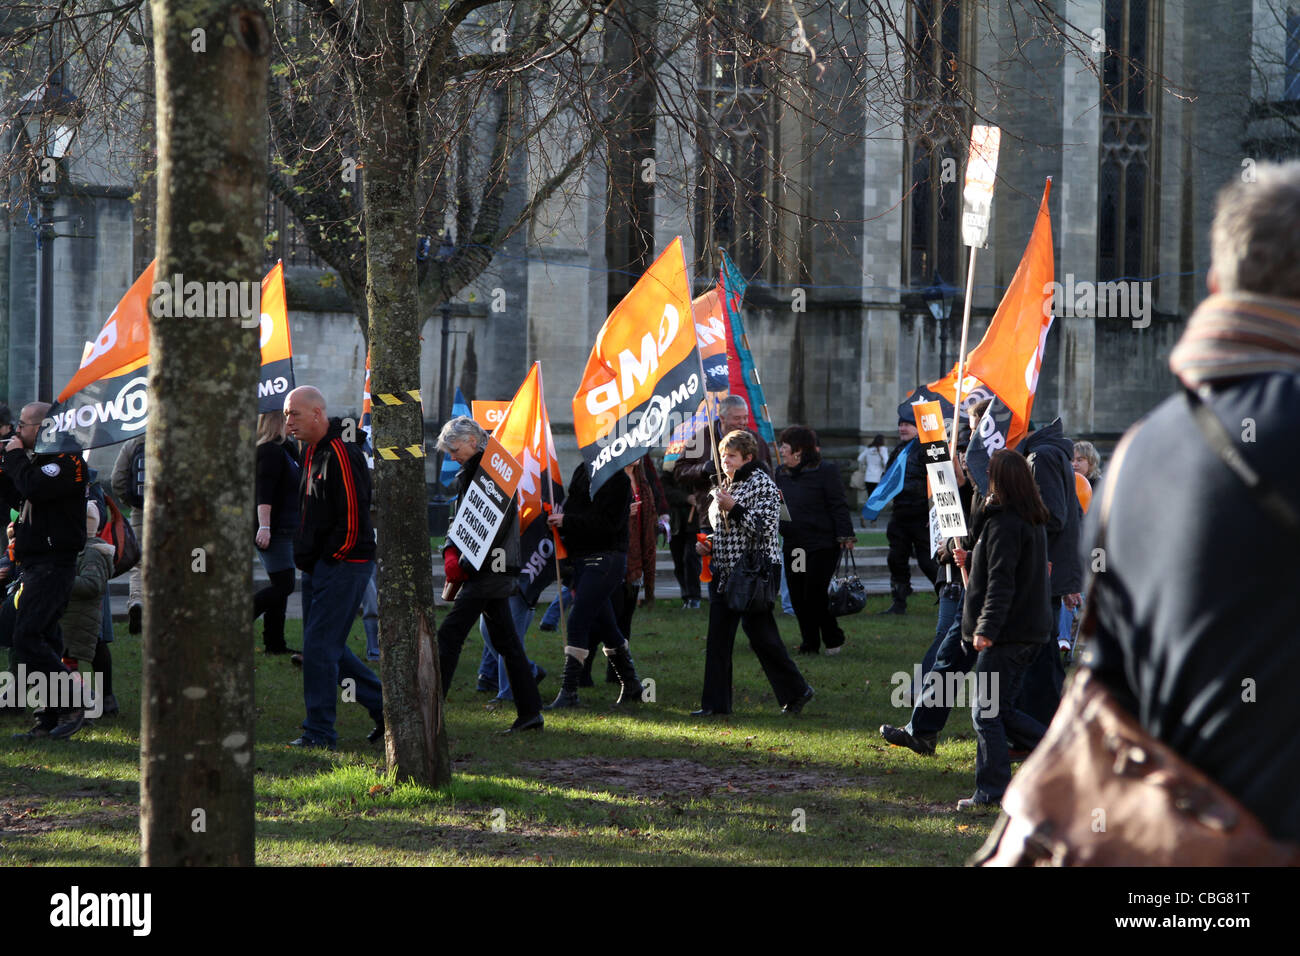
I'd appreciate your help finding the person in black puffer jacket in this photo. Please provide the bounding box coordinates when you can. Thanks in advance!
[545,456,642,709]
[774,425,854,655]
[952,449,1052,810]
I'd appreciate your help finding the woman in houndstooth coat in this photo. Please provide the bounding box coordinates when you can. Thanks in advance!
[692,429,813,717]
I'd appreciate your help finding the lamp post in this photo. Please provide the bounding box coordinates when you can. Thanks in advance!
[16,71,79,403]
[922,271,958,375]
[429,230,463,534]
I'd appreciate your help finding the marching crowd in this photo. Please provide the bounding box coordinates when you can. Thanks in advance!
[0,162,1296,850]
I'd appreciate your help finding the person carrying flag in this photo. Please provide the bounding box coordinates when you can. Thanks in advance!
[879,415,938,615]
[434,417,544,734]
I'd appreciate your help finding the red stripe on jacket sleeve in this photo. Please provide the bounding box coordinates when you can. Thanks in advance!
[332,439,358,559]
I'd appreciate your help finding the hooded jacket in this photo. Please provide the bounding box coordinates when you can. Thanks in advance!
[61,538,116,660]
[0,449,88,563]
[294,418,375,572]
[1020,418,1082,595]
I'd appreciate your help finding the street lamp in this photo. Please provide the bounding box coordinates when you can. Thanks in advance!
[16,70,79,403]
[921,271,959,374]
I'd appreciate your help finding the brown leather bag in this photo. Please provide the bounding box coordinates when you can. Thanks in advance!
[972,669,1300,866]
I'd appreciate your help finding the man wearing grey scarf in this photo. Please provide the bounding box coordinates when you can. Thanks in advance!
[1080,161,1300,843]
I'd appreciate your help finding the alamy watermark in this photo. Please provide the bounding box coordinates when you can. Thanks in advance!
[1043,274,1152,329]
[890,665,1000,719]
[1,665,104,718]
[150,273,261,327]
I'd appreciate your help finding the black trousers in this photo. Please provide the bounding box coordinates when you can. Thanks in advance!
[11,560,77,707]
[783,544,845,652]
[669,520,702,601]
[254,568,296,650]
[1015,594,1065,728]
[700,578,808,713]
[438,588,542,720]
[583,581,638,683]
[885,513,938,594]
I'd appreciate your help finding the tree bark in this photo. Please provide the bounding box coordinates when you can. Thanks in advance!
[140,0,269,865]
[349,0,450,787]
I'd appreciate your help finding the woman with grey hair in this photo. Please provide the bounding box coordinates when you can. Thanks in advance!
[434,416,544,733]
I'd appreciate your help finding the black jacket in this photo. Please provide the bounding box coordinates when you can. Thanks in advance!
[961,501,1051,645]
[0,449,88,563]
[1020,418,1082,595]
[451,449,522,599]
[256,439,301,534]
[559,463,630,556]
[775,458,853,551]
[294,418,375,571]
[884,437,929,519]
[670,422,772,495]
[1084,372,1300,841]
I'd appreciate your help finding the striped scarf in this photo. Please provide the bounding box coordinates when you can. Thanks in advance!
[1168,292,1300,388]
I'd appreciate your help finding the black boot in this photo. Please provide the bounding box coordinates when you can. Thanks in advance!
[605,643,643,707]
[605,639,624,683]
[878,585,907,615]
[544,651,585,710]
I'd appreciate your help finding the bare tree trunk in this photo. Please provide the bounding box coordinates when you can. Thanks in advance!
[140,0,269,865]
[350,0,450,787]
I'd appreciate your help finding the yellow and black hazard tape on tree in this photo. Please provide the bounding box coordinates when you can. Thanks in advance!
[370,389,423,407]
[376,444,427,460]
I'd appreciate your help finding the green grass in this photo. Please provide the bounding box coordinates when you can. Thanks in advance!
[0,597,1011,866]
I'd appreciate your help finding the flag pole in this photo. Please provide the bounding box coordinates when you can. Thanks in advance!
[950,246,977,458]
[949,246,978,588]
[694,251,728,530]
[536,363,569,644]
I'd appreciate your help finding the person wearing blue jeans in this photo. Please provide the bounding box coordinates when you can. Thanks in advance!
[971,641,1047,804]
[299,560,384,746]
[362,566,379,661]
[915,578,963,702]
[284,385,384,748]
[880,591,975,755]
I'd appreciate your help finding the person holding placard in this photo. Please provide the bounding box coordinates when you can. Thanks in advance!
[435,417,543,734]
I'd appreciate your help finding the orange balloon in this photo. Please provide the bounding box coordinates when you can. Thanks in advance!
[1075,471,1093,514]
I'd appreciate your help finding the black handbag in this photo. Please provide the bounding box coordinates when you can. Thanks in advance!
[827,547,867,617]
[724,550,779,615]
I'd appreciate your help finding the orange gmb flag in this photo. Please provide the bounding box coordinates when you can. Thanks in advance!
[43,262,295,452]
[494,363,568,586]
[57,260,293,406]
[692,288,730,392]
[472,400,511,431]
[929,179,1054,450]
[58,260,155,402]
[493,363,564,537]
[573,236,702,494]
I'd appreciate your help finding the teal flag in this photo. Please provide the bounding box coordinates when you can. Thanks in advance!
[862,438,915,521]
[440,387,471,488]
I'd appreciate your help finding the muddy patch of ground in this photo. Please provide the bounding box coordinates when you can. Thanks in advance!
[517,757,845,799]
